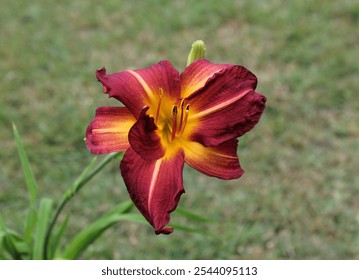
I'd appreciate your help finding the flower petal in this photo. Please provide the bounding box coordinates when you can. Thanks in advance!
[86,107,136,154]
[128,106,165,161]
[120,148,185,234]
[96,61,181,118]
[186,65,266,146]
[184,139,244,179]
[180,59,239,98]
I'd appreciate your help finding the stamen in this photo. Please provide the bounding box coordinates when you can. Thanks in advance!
[178,104,190,135]
[155,88,163,123]
[171,105,178,141]
[178,99,185,131]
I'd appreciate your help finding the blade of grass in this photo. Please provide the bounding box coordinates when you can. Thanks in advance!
[12,123,38,208]
[33,198,53,260]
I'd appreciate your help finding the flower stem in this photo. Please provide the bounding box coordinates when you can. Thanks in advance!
[43,152,122,259]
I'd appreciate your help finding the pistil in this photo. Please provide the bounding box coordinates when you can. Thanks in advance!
[155,88,164,124]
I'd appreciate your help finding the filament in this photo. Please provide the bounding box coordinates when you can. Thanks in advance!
[178,99,185,132]
[178,104,190,135]
[171,105,178,141]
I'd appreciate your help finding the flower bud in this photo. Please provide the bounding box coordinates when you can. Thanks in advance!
[186,40,206,66]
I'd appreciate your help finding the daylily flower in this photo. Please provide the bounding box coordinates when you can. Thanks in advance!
[86,59,266,234]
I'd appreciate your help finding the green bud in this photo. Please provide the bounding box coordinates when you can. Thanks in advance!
[186,40,206,66]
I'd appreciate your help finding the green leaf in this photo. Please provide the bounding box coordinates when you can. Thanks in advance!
[63,202,142,259]
[0,214,20,259]
[48,216,69,260]
[169,223,208,235]
[175,207,210,223]
[111,213,147,224]
[186,40,206,66]
[0,217,7,259]
[2,235,20,259]
[42,153,123,260]
[12,123,38,208]
[103,200,134,218]
[33,198,53,260]
[0,213,6,230]
[23,208,38,244]
[7,233,30,256]
[0,228,29,259]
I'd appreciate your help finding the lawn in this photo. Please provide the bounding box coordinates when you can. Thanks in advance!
[1,0,358,259]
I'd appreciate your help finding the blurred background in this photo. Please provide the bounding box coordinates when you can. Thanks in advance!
[1,0,358,259]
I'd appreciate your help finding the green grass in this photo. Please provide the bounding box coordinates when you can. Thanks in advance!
[1,0,358,259]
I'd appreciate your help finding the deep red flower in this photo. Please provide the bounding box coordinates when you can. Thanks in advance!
[86,59,266,234]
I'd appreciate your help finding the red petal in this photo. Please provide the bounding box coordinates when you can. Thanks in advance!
[187,65,266,146]
[128,106,165,161]
[184,139,244,179]
[96,61,181,118]
[86,107,136,154]
[120,148,185,234]
[180,59,240,98]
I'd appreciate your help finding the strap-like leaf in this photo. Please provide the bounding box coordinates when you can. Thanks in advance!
[0,227,29,259]
[63,201,142,259]
[103,200,134,218]
[47,216,69,260]
[43,153,123,260]
[175,207,210,223]
[169,223,208,234]
[33,198,53,260]
[0,215,9,259]
[24,208,38,244]
[12,124,38,208]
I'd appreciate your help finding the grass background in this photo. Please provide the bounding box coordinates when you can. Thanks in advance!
[1,0,358,259]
